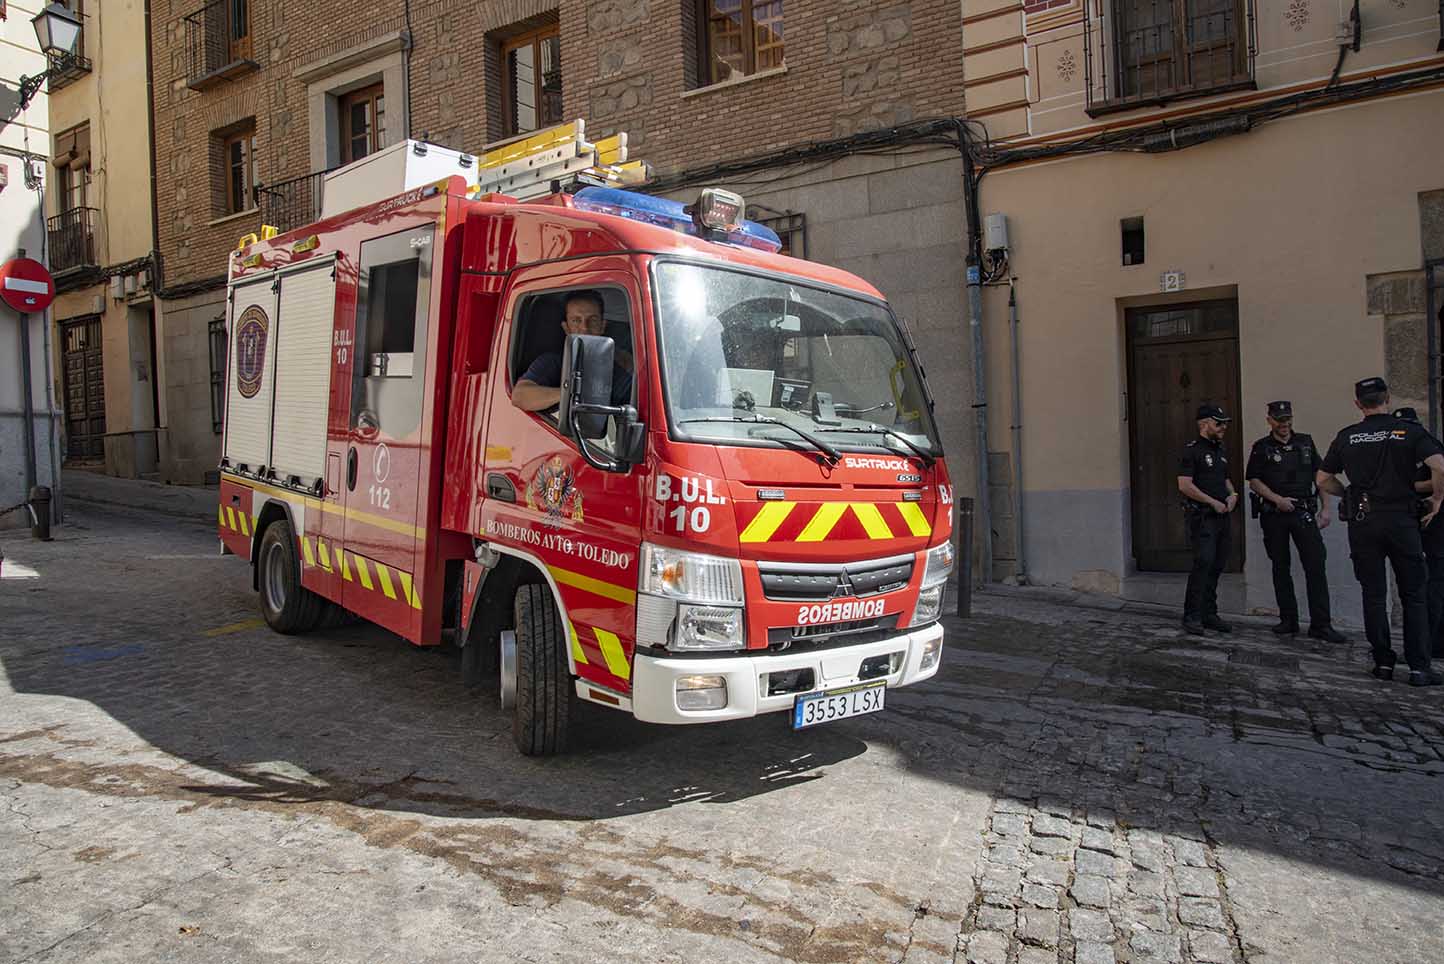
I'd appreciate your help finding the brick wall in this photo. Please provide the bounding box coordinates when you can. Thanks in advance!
[151,0,967,287]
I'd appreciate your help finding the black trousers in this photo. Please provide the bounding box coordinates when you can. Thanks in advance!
[1423,517,1444,657]
[1184,513,1231,623]
[1348,512,1430,672]
[1260,511,1332,628]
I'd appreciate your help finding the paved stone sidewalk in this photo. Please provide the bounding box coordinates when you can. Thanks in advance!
[3,504,1444,962]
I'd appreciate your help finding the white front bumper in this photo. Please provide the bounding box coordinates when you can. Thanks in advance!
[630,622,944,725]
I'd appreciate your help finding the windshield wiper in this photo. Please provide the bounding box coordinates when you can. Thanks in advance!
[680,415,842,463]
[815,425,936,466]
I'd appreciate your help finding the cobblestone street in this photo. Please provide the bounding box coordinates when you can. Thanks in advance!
[4,502,1444,962]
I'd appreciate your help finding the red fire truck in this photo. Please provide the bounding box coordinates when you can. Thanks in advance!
[217,123,955,754]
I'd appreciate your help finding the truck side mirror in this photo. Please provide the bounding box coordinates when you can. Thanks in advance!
[559,333,615,439]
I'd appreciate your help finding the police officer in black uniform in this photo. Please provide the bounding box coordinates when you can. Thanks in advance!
[1245,401,1346,642]
[1317,378,1444,684]
[1393,406,1444,656]
[1177,403,1238,636]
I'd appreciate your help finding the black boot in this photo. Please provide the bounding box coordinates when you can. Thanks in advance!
[1202,616,1233,633]
[1307,625,1346,643]
[1408,669,1443,687]
[1271,619,1299,636]
[1182,619,1207,636]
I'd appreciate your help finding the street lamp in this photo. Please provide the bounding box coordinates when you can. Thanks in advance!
[17,3,84,111]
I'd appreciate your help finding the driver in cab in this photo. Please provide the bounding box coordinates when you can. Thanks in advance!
[512,290,633,412]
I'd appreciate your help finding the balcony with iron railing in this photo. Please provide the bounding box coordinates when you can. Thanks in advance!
[1082,0,1256,116]
[47,207,98,276]
[183,0,258,91]
[253,168,335,235]
[45,48,92,94]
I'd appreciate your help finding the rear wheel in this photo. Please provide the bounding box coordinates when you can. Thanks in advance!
[257,519,323,635]
[512,584,571,756]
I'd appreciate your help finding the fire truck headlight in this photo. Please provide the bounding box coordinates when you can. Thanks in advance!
[919,635,943,672]
[920,540,955,589]
[676,674,728,711]
[912,585,944,625]
[640,544,744,604]
[674,604,745,651]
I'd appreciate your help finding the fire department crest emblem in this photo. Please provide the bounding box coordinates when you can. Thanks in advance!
[235,306,269,399]
[526,456,584,526]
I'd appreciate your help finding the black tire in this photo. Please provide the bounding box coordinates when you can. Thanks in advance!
[512,584,571,756]
[257,518,324,635]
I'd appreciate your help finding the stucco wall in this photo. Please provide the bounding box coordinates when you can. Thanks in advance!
[156,290,224,484]
[976,91,1444,624]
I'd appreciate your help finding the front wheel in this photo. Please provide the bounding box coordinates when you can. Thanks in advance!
[512,584,571,756]
[257,518,323,635]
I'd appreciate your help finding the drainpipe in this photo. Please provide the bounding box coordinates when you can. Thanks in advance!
[1007,278,1027,584]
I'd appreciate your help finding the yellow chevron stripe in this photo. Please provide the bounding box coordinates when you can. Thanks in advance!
[548,565,637,605]
[376,564,398,600]
[317,539,333,572]
[238,511,251,537]
[217,506,225,529]
[896,501,932,537]
[739,502,795,543]
[225,506,237,531]
[353,553,374,590]
[570,624,589,665]
[338,547,353,581]
[852,503,894,540]
[398,570,422,610]
[798,503,847,543]
[594,628,630,681]
[220,473,426,543]
[300,536,315,567]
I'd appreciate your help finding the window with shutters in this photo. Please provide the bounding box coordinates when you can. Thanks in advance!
[340,83,386,164]
[500,25,562,138]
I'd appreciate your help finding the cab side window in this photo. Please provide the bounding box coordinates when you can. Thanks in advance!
[509,286,635,451]
[352,226,433,437]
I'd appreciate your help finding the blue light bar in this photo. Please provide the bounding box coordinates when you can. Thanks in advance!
[572,186,783,254]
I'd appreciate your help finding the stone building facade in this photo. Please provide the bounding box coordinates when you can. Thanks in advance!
[958,0,1444,618]
[148,0,978,505]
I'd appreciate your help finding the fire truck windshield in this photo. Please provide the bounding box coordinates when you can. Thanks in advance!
[654,262,942,458]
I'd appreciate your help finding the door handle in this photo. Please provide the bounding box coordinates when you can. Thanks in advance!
[347,447,358,491]
[486,473,516,503]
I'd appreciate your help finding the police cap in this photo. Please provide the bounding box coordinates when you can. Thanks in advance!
[1392,406,1420,423]
[1355,376,1388,399]
[1266,400,1292,419]
[1196,403,1231,423]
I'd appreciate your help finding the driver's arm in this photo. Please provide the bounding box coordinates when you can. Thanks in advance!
[512,380,560,412]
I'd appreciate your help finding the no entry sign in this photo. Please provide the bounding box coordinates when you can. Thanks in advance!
[0,257,57,313]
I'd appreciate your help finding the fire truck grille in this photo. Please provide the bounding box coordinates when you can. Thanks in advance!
[758,557,914,602]
[766,615,901,652]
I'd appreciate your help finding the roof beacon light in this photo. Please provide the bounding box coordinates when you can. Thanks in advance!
[690,188,744,233]
[572,186,782,254]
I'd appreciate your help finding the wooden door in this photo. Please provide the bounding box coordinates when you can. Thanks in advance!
[1127,300,1243,572]
[61,316,106,461]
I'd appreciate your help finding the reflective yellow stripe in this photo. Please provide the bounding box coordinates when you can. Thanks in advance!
[739,502,794,543]
[376,565,397,600]
[594,628,630,681]
[797,503,847,542]
[338,548,353,581]
[851,503,894,540]
[548,565,637,604]
[354,553,374,590]
[317,539,333,572]
[896,502,932,537]
[225,506,237,531]
[238,511,251,537]
[300,537,315,567]
[398,570,422,609]
[570,624,589,665]
[217,506,226,529]
[220,473,426,542]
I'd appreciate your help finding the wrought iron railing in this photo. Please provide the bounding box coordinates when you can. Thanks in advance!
[46,50,92,93]
[48,207,98,273]
[183,0,251,87]
[253,169,333,234]
[1082,0,1256,115]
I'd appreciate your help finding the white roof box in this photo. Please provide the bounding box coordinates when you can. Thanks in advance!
[321,140,478,219]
